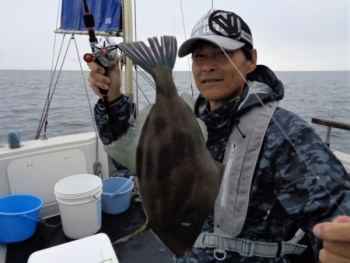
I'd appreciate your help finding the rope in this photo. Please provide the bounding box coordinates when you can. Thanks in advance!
[35,35,71,139]
[133,76,152,105]
[72,36,103,178]
[50,0,62,86]
[134,0,139,116]
[133,0,137,42]
[37,33,103,177]
[135,66,156,90]
[179,0,194,97]
[94,162,103,177]
[35,0,64,140]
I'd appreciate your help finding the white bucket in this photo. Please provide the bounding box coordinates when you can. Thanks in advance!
[54,174,102,239]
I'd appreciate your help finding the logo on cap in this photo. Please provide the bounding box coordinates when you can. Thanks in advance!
[209,10,241,38]
[207,10,253,49]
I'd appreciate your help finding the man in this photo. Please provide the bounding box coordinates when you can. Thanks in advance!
[88,9,350,263]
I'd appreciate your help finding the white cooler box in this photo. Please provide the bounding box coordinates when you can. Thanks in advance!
[28,233,119,263]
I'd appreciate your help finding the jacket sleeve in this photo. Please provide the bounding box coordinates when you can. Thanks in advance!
[271,109,350,259]
[94,95,133,145]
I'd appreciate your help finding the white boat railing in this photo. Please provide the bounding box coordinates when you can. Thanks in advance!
[312,118,350,173]
[312,118,350,146]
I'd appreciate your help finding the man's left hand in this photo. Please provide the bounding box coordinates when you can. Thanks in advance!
[313,215,350,263]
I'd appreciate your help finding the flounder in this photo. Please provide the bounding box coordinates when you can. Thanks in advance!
[105,36,224,258]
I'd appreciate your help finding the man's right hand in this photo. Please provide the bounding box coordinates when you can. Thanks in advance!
[87,55,123,101]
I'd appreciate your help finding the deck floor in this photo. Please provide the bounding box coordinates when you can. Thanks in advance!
[5,201,315,263]
[6,202,174,263]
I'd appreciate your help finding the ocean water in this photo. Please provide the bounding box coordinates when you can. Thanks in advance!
[0,70,349,153]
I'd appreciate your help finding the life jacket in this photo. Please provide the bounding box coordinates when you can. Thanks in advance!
[193,98,307,260]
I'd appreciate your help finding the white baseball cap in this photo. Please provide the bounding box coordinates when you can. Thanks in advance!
[178,9,253,57]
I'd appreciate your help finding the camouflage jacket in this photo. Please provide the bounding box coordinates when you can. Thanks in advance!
[94,65,350,263]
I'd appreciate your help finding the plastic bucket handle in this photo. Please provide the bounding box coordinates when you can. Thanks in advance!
[56,193,102,205]
[93,195,102,204]
[110,176,134,198]
[21,214,43,223]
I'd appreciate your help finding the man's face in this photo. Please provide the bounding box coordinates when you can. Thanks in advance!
[191,41,256,111]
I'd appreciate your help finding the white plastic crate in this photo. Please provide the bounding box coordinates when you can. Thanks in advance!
[28,233,119,263]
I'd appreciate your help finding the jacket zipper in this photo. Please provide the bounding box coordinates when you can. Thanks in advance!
[220,144,236,208]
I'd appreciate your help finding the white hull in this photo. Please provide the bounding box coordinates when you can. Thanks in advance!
[0,132,115,263]
[0,132,113,218]
[0,131,349,263]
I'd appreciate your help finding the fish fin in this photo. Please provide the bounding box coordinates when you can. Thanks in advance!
[103,93,208,170]
[103,104,153,173]
[112,223,149,245]
[180,92,208,142]
[118,36,177,74]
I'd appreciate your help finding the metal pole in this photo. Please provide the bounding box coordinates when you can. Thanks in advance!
[325,127,332,147]
[123,0,134,106]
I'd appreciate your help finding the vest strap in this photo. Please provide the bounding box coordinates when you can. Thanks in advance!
[214,100,280,237]
[193,233,307,259]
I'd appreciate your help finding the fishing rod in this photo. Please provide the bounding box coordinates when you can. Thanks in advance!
[82,0,118,142]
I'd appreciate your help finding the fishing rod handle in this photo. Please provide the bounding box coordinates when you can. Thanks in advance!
[83,52,112,96]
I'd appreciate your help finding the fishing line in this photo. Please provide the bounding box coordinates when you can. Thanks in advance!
[265,176,346,220]
[219,46,348,216]
[36,35,71,139]
[73,38,98,133]
[135,66,156,90]
[133,75,152,104]
[133,0,140,116]
[49,0,62,93]
[36,0,65,140]
[45,36,74,109]
[179,0,194,97]
[72,36,103,177]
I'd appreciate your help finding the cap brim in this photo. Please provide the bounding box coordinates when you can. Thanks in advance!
[178,35,245,58]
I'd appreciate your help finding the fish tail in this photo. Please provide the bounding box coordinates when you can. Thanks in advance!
[112,224,149,245]
[118,36,177,74]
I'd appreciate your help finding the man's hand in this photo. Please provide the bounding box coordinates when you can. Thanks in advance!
[87,55,123,101]
[313,215,350,263]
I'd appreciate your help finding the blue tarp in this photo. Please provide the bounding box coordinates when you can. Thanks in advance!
[59,0,122,31]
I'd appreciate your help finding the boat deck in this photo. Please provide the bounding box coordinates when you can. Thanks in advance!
[5,201,174,263]
[4,200,316,263]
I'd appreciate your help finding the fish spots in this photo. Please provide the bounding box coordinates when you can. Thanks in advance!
[142,128,197,180]
[153,116,169,135]
[118,36,224,258]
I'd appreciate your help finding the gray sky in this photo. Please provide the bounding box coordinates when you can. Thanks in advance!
[0,0,349,71]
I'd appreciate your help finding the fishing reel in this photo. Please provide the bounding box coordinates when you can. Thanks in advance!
[83,37,118,67]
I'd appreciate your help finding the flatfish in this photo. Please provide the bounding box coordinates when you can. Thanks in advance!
[109,36,224,258]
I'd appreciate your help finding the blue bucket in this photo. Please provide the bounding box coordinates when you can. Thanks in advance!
[0,194,43,243]
[102,177,134,214]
